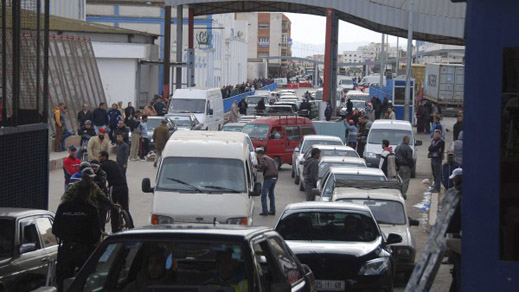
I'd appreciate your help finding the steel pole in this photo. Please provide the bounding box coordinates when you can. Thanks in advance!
[163,6,171,101]
[404,0,414,122]
[175,5,183,89]
[380,33,385,94]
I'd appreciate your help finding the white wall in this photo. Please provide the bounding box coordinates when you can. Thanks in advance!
[47,0,86,20]
[269,13,282,64]
[96,58,137,106]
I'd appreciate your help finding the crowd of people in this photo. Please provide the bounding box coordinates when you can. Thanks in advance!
[220,78,273,99]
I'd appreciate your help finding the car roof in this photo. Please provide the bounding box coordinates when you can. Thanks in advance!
[333,187,404,203]
[303,135,343,142]
[284,201,371,213]
[328,166,386,176]
[249,116,313,126]
[370,119,412,130]
[166,131,249,159]
[310,145,355,151]
[319,156,366,164]
[108,224,271,240]
[0,208,55,218]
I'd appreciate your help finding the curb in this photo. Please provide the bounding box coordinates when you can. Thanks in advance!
[428,192,439,227]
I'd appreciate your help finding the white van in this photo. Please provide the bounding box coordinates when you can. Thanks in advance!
[337,77,354,92]
[363,120,422,177]
[142,131,261,225]
[168,88,224,131]
[360,75,386,87]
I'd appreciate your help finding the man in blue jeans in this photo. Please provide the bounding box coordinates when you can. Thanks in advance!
[254,148,278,216]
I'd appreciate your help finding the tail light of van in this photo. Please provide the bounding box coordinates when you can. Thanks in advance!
[151,214,174,225]
[226,217,249,225]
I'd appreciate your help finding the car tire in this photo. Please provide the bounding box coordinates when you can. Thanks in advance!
[299,181,305,191]
[274,157,281,170]
[294,174,300,185]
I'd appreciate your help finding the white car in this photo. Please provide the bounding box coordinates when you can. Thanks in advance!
[291,135,344,183]
[297,145,359,189]
[318,167,387,200]
[332,184,418,279]
[316,156,367,187]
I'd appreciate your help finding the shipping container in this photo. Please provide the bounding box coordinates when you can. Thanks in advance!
[424,63,464,106]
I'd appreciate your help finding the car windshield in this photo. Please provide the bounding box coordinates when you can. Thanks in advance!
[76,240,250,292]
[157,157,246,193]
[321,149,358,157]
[352,101,366,108]
[318,162,364,178]
[277,211,379,242]
[339,79,353,85]
[302,140,342,153]
[169,117,191,127]
[338,199,406,225]
[242,124,270,141]
[169,99,206,114]
[246,96,262,104]
[146,118,162,131]
[368,129,413,145]
[268,106,292,113]
[335,173,387,181]
[222,125,244,132]
[0,219,14,258]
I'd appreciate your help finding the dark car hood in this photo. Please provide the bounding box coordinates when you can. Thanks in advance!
[285,239,381,257]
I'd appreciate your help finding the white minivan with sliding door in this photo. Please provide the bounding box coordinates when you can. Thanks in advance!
[168,88,224,130]
[142,131,261,226]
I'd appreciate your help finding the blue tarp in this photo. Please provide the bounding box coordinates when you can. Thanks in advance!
[223,82,278,112]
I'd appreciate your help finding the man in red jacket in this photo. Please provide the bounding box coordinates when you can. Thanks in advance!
[63,146,81,189]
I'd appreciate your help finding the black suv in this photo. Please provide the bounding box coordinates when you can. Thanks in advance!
[62,224,316,292]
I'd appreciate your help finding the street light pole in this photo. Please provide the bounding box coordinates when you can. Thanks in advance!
[404,0,414,122]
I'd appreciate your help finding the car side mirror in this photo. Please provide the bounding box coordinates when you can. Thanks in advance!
[142,178,154,193]
[270,282,291,292]
[294,147,299,152]
[409,217,420,226]
[251,182,262,196]
[386,233,403,244]
[19,243,36,254]
[415,140,422,146]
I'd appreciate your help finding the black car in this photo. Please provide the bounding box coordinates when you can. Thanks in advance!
[0,208,57,292]
[60,224,316,292]
[275,202,402,292]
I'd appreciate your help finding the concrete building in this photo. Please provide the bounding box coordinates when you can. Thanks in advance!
[236,12,292,78]
[343,50,363,64]
[86,2,248,103]
[416,42,465,64]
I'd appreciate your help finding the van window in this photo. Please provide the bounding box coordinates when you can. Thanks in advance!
[206,101,211,113]
[301,126,314,136]
[285,126,301,141]
[270,127,283,140]
[157,157,247,193]
[169,99,205,114]
[243,124,270,141]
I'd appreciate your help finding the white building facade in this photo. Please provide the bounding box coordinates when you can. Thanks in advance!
[416,42,465,64]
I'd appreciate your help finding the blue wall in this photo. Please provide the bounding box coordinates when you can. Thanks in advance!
[463,0,519,290]
[223,82,278,112]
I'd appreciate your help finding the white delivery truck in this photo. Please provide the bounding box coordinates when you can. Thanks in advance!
[168,88,224,131]
[142,131,262,226]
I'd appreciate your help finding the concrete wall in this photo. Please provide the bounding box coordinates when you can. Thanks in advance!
[236,12,258,60]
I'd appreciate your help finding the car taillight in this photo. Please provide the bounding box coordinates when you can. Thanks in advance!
[151,214,159,225]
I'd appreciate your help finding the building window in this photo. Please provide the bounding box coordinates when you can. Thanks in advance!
[259,23,269,29]
[259,37,269,47]
[281,34,288,44]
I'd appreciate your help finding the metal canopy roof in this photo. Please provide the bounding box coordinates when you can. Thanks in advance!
[165,0,466,45]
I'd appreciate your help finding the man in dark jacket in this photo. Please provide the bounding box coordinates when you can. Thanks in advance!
[303,148,321,201]
[238,98,248,115]
[373,97,382,120]
[115,134,129,177]
[77,104,93,128]
[107,103,123,144]
[346,98,353,114]
[395,136,414,198]
[428,130,445,192]
[124,102,135,123]
[114,120,130,144]
[153,96,167,116]
[92,102,108,133]
[441,152,461,190]
[152,119,170,167]
[255,148,278,216]
[453,113,463,141]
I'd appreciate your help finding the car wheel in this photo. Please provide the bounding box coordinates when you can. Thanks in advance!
[299,182,305,191]
[294,174,300,185]
[274,157,281,170]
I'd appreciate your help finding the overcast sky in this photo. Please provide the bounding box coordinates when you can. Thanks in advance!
[285,13,409,57]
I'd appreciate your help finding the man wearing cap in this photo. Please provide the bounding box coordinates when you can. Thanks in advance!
[442,152,461,191]
[254,148,278,216]
[87,128,110,162]
[428,129,445,192]
[345,119,358,149]
[152,118,170,167]
[63,146,81,189]
[303,148,321,201]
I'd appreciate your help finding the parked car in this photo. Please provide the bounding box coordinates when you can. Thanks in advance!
[275,202,401,292]
[317,156,367,183]
[363,120,422,177]
[0,208,57,292]
[169,88,224,131]
[61,225,317,292]
[267,105,296,115]
[291,135,344,183]
[222,122,247,132]
[166,113,202,131]
[146,116,177,150]
[318,167,388,200]
[243,116,315,169]
[331,182,419,281]
[142,131,261,226]
[297,145,359,189]
[245,95,267,115]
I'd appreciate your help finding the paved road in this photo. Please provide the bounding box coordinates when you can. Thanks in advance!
[48,88,457,290]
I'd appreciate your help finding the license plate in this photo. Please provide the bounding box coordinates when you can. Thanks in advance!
[315,280,345,291]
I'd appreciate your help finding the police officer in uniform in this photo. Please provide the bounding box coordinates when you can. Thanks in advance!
[53,169,102,292]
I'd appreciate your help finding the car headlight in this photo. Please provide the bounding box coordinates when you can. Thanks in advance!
[395,248,411,257]
[151,214,174,225]
[226,217,248,225]
[364,152,377,159]
[358,258,390,275]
